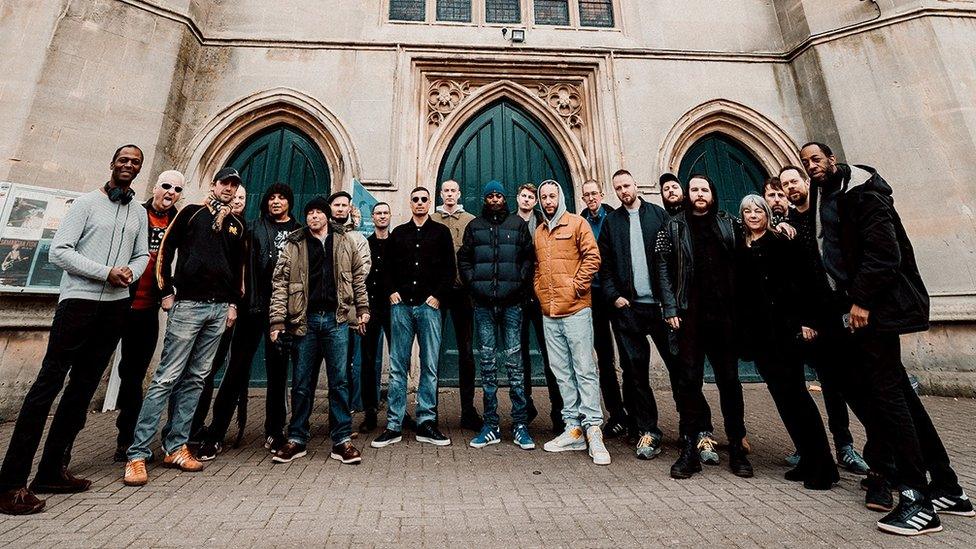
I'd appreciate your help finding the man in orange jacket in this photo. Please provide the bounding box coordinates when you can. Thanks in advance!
[532,180,609,466]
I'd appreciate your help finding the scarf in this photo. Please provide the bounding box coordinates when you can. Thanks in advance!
[207,193,231,232]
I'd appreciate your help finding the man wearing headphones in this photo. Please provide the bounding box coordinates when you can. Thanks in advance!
[0,145,150,515]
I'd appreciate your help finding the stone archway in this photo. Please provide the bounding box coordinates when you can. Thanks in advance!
[181,87,360,201]
[660,99,802,177]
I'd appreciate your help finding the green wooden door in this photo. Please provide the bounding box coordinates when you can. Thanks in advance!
[678,133,767,382]
[437,100,573,386]
[226,124,331,386]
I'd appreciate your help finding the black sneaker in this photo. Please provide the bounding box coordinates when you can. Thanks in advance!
[460,409,483,432]
[864,473,895,512]
[264,434,286,454]
[729,443,754,478]
[877,489,942,536]
[370,429,402,448]
[416,421,451,446]
[196,441,221,462]
[670,438,702,480]
[931,490,975,517]
[604,418,628,440]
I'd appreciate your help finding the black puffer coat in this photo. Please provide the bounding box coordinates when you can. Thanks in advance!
[457,206,534,307]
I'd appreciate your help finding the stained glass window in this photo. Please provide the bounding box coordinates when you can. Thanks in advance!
[579,0,614,27]
[390,0,426,21]
[486,0,521,24]
[437,0,472,22]
[534,0,569,26]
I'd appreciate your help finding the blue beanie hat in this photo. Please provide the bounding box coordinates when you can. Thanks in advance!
[483,180,505,198]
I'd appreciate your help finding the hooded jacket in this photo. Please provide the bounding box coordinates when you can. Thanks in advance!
[268,221,371,336]
[246,185,301,315]
[458,202,534,307]
[533,183,601,318]
[820,164,929,334]
[653,180,740,319]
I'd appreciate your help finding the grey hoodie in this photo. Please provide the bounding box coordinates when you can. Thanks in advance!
[538,180,568,231]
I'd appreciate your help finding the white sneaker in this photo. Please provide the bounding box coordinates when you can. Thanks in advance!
[587,426,611,466]
[543,425,587,452]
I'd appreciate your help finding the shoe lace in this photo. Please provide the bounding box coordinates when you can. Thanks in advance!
[697,436,716,453]
[638,434,655,449]
[12,487,31,504]
[126,460,146,476]
[171,447,195,465]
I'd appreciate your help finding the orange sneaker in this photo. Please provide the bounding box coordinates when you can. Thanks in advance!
[162,445,204,472]
[123,459,148,486]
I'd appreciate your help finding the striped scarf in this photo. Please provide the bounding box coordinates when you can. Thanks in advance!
[206,193,230,232]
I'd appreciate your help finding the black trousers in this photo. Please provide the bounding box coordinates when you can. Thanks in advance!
[0,298,128,490]
[361,306,391,413]
[441,288,476,413]
[804,340,854,450]
[521,300,563,424]
[849,329,960,496]
[592,297,625,421]
[674,308,746,442]
[115,306,161,449]
[755,337,835,480]
[612,302,683,437]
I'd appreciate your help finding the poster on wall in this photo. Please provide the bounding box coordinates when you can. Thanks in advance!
[352,178,378,237]
[0,182,81,294]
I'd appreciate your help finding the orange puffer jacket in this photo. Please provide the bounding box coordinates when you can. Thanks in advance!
[533,212,601,318]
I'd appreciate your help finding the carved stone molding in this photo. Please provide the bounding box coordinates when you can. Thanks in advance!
[423,77,586,139]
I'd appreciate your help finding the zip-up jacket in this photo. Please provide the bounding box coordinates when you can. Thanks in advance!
[156,203,246,304]
[457,207,534,307]
[598,199,668,305]
[654,210,739,319]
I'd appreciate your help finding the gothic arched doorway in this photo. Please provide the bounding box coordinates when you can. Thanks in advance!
[678,133,768,215]
[436,99,572,386]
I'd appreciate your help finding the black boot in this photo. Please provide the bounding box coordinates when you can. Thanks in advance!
[670,438,702,479]
[729,443,754,478]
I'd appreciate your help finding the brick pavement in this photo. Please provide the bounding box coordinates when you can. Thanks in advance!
[1,386,974,548]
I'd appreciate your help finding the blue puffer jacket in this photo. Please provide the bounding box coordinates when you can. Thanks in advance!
[457,206,534,307]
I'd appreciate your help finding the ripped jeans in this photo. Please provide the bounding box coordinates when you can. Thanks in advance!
[474,304,527,428]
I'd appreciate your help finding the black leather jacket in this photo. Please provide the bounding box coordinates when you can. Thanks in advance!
[654,210,739,319]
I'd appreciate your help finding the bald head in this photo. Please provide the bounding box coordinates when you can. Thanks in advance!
[152,170,184,212]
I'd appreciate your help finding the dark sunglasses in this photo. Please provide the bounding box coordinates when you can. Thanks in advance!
[160,183,184,193]
[411,196,429,203]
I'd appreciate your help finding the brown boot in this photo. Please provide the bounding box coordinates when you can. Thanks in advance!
[123,459,148,486]
[162,445,204,472]
[30,468,92,494]
[0,487,45,515]
[330,441,362,465]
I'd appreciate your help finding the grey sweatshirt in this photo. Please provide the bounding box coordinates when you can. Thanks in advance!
[50,188,149,302]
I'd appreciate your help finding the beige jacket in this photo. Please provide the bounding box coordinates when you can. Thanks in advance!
[432,205,474,286]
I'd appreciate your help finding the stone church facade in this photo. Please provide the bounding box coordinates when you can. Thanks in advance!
[1,0,974,412]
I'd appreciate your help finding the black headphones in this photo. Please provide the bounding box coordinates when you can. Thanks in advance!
[105,182,135,205]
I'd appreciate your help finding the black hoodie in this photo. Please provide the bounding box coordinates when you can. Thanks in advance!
[820,163,929,334]
[246,184,301,314]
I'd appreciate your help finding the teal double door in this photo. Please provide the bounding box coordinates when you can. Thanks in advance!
[226,124,332,386]
[437,100,574,386]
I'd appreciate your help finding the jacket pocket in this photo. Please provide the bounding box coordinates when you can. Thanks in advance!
[287,282,305,323]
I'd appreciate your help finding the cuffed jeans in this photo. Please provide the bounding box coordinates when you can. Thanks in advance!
[387,303,441,431]
[127,301,228,460]
[542,308,603,429]
[474,304,527,427]
[289,312,350,445]
[0,298,127,490]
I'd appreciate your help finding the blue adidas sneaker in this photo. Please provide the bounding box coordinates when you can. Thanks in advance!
[513,424,535,450]
[470,425,501,448]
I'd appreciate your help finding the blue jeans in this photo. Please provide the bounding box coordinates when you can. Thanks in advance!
[474,305,527,428]
[542,308,603,429]
[387,303,441,431]
[289,312,350,445]
[128,301,228,460]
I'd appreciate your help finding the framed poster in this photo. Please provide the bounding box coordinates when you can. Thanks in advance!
[0,182,82,294]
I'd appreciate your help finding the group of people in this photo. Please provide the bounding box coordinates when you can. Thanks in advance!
[0,142,971,538]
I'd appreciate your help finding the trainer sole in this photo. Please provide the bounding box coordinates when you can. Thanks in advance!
[329,452,362,465]
[515,441,536,450]
[866,502,895,512]
[271,450,307,464]
[370,436,402,448]
[416,436,452,446]
[543,443,587,453]
[636,447,663,461]
[876,523,943,536]
[469,438,501,449]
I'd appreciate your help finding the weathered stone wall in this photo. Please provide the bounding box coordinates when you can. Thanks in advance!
[1,0,975,415]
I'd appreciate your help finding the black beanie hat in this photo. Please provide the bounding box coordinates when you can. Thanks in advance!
[304,196,330,218]
[659,173,680,186]
[327,190,352,205]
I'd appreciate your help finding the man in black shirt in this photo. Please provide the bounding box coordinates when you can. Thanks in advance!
[359,202,393,433]
[655,174,751,480]
[123,167,246,487]
[779,165,872,475]
[659,173,684,217]
[371,187,455,448]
